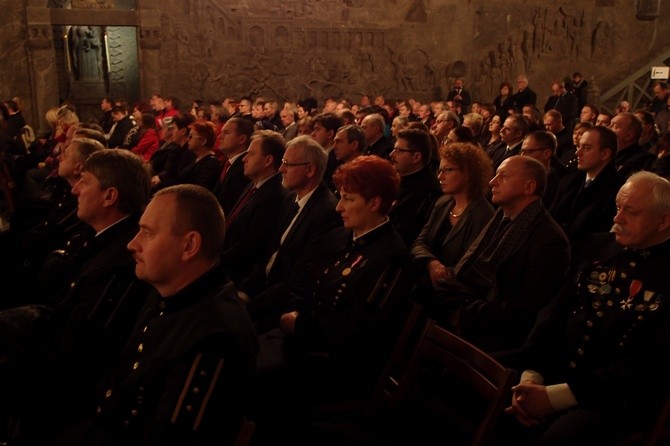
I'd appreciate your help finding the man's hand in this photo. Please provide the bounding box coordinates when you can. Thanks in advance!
[505,381,555,427]
[279,311,299,335]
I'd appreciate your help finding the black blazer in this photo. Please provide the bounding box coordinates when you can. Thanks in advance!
[412,195,494,270]
[221,173,288,284]
[550,163,624,244]
[389,167,442,247]
[213,153,251,216]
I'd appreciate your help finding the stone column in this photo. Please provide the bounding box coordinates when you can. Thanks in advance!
[137,9,162,100]
[25,7,61,135]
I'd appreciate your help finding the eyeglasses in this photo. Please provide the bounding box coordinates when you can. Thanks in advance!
[188,134,203,140]
[393,148,418,153]
[437,167,460,175]
[281,159,311,167]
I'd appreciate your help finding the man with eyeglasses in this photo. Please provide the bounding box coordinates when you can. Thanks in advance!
[520,130,565,208]
[550,126,624,250]
[238,135,341,332]
[490,114,529,172]
[430,110,460,146]
[389,128,442,246]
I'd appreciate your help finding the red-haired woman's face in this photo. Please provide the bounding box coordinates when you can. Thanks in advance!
[335,189,378,235]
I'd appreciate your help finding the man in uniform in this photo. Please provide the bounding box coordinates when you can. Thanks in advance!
[503,171,670,445]
[83,184,258,445]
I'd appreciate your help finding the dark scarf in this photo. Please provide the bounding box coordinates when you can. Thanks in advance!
[453,199,543,292]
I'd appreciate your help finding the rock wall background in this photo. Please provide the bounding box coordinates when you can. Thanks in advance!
[1,0,668,130]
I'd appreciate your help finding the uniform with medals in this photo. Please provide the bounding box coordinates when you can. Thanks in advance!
[508,233,670,443]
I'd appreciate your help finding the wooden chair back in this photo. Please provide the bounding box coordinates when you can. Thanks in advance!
[366,319,517,446]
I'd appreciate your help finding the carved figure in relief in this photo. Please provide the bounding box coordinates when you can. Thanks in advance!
[71,25,103,81]
[591,21,613,59]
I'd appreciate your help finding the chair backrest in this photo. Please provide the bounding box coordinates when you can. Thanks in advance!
[232,418,255,446]
[367,318,517,446]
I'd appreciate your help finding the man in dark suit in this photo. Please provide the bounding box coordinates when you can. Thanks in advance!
[610,112,655,178]
[543,109,575,165]
[239,135,341,331]
[490,113,529,172]
[543,81,579,131]
[389,128,442,246]
[213,117,254,216]
[446,78,472,111]
[433,156,570,353]
[519,130,564,209]
[503,171,670,445]
[550,126,624,249]
[512,75,538,111]
[220,130,288,284]
[362,113,394,159]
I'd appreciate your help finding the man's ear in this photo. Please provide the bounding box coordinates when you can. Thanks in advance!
[182,231,202,260]
[103,187,119,207]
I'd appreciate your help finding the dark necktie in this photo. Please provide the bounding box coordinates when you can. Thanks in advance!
[219,159,232,182]
[226,185,257,229]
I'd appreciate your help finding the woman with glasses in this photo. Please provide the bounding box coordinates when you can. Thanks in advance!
[174,120,221,191]
[412,142,494,296]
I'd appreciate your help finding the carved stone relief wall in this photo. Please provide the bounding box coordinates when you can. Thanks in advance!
[2,0,669,132]
[147,0,667,109]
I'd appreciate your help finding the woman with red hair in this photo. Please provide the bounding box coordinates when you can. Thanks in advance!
[252,155,416,443]
[172,120,221,191]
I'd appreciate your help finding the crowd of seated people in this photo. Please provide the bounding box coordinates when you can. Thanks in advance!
[0,72,668,445]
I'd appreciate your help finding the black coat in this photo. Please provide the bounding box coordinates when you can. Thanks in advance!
[213,153,251,216]
[221,174,288,284]
[389,167,442,247]
[88,265,258,446]
[550,163,624,245]
[241,183,342,329]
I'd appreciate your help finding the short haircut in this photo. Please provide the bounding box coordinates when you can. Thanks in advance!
[526,130,557,155]
[173,114,195,130]
[154,184,226,260]
[111,105,127,115]
[338,109,356,125]
[82,149,151,215]
[313,112,343,134]
[338,124,367,154]
[363,113,386,133]
[583,104,599,115]
[544,109,563,123]
[286,135,328,180]
[252,130,285,170]
[226,117,255,145]
[397,128,432,164]
[73,128,108,148]
[507,113,530,135]
[189,120,217,148]
[70,137,105,161]
[449,126,476,143]
[332,155,400,214]
[585,126,619,157]
[444,111,461,126]
[519,155,547,198]
[627,171,670,216]
[463,113,484,135]
[440,142,493,197]
[620,112,643,140]
[574,121,594,133]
